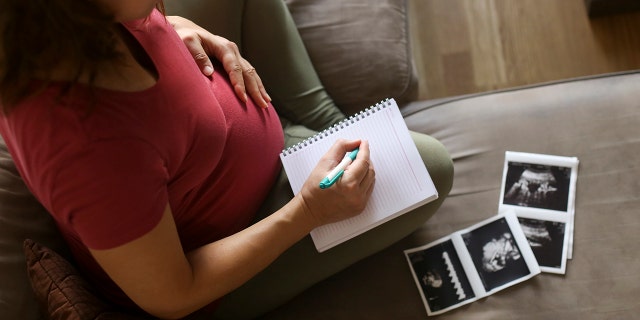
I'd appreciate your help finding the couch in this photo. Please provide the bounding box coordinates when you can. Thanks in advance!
[2,0,639,319]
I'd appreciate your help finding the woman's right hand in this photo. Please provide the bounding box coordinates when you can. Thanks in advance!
[296,139,376,227]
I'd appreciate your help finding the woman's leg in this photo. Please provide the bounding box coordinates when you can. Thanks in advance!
[241,0,346,131]
[213,129,453,320]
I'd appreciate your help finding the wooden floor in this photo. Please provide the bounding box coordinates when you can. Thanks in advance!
[408,0,640,99]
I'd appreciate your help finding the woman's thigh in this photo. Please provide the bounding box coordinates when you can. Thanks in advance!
[212,129,453,320]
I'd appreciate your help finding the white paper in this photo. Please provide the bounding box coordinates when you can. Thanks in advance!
[405,211,541,316]
[498,151,579,271]
[280,99,438,252]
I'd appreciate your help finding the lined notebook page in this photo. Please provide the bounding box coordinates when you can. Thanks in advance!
[280,99,438,252]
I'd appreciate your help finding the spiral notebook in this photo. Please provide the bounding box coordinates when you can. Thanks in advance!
[280,99,438,252]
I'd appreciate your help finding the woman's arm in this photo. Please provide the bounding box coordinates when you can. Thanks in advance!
[89,139,374,319]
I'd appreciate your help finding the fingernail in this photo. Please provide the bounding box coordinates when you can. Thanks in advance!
[204,66,214,75]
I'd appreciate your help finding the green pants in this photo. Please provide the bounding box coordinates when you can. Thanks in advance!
[211,123,453,320]
[180,1,455,318]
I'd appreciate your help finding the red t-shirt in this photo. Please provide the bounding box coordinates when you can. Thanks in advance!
[0,10,284,309]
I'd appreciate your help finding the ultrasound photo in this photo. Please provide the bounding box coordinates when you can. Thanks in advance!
[462,217,531,292]
[407,240,475,313]
[503,162,572,212]
[518,217,566,270]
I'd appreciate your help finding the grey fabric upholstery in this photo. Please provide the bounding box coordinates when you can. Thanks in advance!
[284,0,419,115]
[262,71,640,319]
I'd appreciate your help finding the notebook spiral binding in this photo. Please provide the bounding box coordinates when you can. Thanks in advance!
[281,98,393,157]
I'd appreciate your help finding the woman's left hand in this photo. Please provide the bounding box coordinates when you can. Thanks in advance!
[168,16,271,109]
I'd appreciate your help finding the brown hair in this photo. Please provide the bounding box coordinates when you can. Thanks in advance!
[0,1,165,114]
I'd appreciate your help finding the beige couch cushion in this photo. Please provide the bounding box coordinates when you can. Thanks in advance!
[285,0,418,115]
[261,71,640,319]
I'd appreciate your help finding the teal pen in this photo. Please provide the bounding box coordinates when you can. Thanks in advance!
[319,148,360,189]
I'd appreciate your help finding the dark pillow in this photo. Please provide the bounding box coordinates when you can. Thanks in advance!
[22,239,146,320]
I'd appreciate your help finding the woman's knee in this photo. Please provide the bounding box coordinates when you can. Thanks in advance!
[410,131,454,199]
